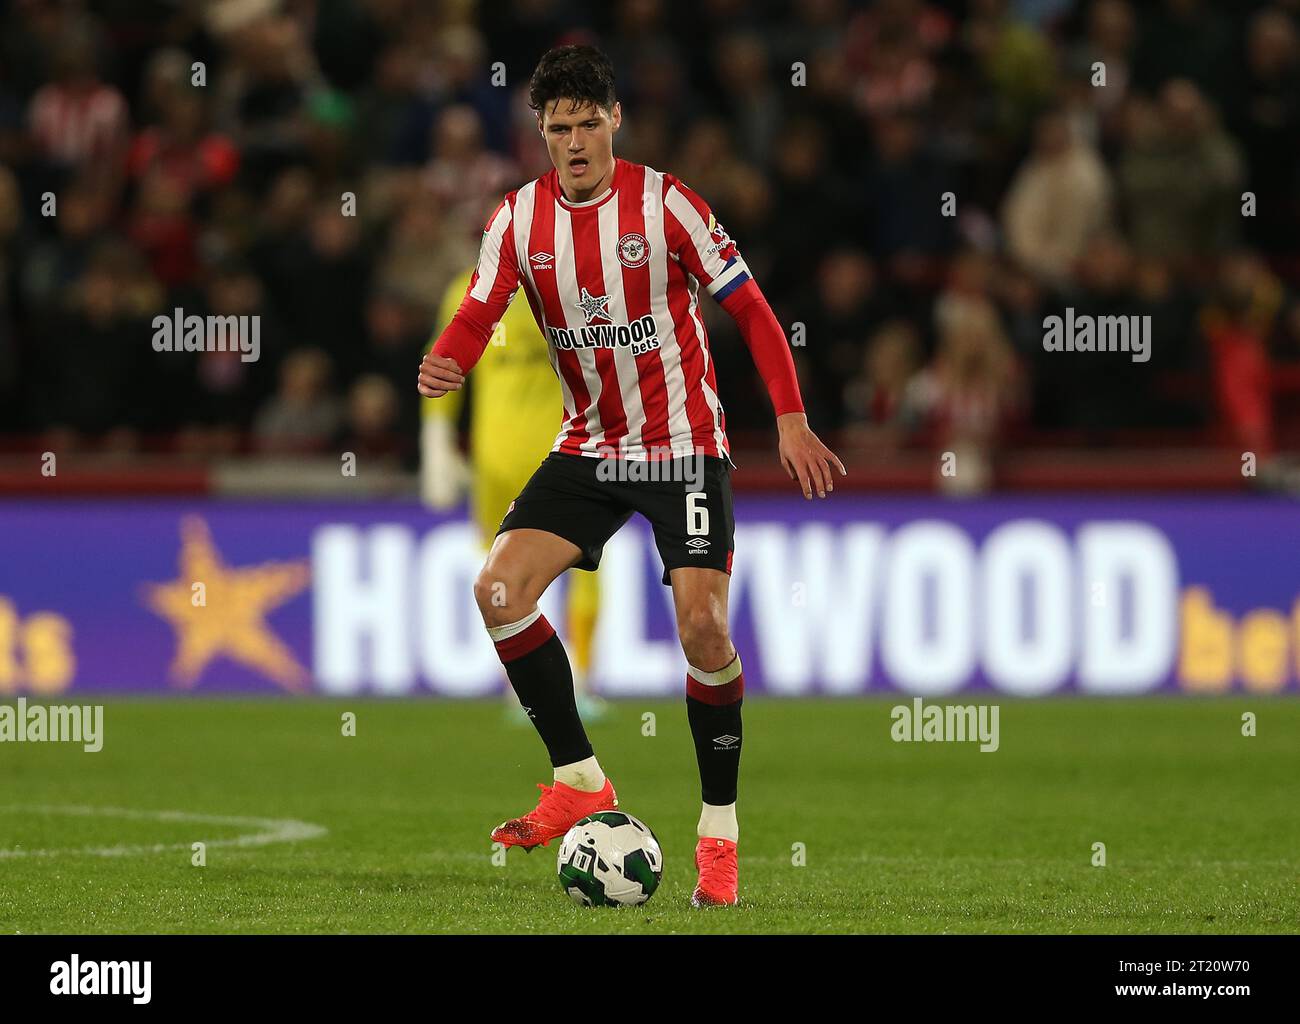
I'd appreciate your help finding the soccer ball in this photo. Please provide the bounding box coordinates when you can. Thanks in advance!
[557,811,663,907]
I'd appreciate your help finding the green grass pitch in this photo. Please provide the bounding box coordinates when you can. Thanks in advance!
[1,697,1296,934]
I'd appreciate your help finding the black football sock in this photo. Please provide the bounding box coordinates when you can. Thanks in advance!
[491,611,593,769]
[685,654,744,805]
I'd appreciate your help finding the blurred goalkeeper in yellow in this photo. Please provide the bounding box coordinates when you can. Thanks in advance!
[421,267,608,721]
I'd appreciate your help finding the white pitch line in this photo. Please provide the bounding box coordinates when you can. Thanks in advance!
[0,804,327,859]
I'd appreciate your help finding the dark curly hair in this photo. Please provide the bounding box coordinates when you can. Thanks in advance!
[528,44,617,117]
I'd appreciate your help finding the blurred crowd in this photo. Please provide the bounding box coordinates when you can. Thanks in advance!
[1,0,1299,472]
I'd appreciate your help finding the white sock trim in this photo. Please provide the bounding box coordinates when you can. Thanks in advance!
[553,755,606,793]
[486,607,542,643]
[698,801,738,843]
[687,654,742,687]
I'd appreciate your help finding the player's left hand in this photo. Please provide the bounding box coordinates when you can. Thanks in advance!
[776,412,846,500]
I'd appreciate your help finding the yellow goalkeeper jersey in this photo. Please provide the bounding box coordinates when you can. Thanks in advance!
[423,269,562,495]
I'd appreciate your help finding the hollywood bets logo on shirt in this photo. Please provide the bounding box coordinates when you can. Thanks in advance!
[547,287,660,355]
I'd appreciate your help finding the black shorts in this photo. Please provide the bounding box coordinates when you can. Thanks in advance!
[497,451,736,586]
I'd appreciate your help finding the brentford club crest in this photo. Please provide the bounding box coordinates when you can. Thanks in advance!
[617,232,650,269]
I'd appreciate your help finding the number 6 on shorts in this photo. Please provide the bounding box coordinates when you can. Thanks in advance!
[687,491,709,536]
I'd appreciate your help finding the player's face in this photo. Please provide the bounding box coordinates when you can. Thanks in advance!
[539,98,621,199]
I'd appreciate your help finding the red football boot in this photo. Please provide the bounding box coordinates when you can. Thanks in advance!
[691,836,739,907]
[490,779,618,851]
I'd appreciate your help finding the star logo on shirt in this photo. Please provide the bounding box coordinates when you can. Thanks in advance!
[576,287,612,324]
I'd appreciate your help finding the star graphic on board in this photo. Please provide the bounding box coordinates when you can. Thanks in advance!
[575,287,611,324]
[142,516,311,691]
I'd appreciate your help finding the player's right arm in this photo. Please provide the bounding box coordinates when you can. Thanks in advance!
[420,270,475,508]
[417,352,465,398]
[417,197,521,399]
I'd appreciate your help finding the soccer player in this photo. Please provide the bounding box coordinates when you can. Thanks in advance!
[420,263,607,721]
[417,44,844,907]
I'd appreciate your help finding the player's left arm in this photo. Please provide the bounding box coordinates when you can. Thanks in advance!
[663,177,845,499]
[722,281,845,499]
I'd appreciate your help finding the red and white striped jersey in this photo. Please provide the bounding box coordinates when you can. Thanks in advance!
[463,158,753,461]
[28,83,128,166]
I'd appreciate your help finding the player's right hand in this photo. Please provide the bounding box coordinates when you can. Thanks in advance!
[418,353,464,398]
